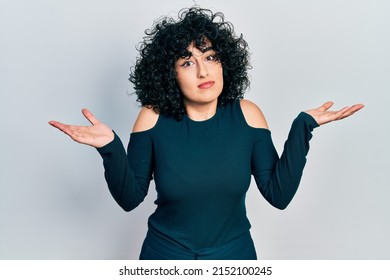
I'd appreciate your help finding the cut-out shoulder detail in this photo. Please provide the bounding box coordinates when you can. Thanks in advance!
[239,99,269,129]
[132,107,159,133]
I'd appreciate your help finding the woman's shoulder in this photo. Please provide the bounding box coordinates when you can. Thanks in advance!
[239,99,269,129]
[132,106,160,133]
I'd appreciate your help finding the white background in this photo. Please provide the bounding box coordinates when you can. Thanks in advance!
[1,0,389,259]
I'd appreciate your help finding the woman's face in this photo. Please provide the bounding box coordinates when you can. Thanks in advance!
[175,41,223,107]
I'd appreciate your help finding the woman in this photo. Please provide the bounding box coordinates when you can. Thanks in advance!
[49,7,363,259]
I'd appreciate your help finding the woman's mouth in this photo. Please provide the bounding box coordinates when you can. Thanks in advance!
[197,81,215,89]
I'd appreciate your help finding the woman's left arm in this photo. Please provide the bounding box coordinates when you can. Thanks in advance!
[243,100,364,210]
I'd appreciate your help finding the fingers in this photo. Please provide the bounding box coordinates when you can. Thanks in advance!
[351,103,365,111]
[306,102,364,126]
[336,104,365,120]
[318,101,334,112]
[333,106,350,119]
[49,120,80,140]
[49,109,111,147]
[48,120,68,132]
[49,109,100,128]
[318,101,364,117]
[82,108,99,125]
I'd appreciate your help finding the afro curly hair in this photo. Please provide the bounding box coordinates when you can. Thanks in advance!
[129,7,251,120]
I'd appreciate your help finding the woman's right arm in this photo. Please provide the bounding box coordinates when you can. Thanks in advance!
[49,107,158,211]
[96,131,153,211]
[96,107,158,211]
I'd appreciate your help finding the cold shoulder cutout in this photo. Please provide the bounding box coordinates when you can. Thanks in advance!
[239,99,269,129]
[132,107,159,133]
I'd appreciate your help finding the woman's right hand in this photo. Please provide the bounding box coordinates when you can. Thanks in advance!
[49,108,115,148]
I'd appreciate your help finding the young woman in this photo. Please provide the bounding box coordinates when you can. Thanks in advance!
[49,7,364,259]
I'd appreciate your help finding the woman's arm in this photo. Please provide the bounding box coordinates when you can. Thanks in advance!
[49,108,158,211]
[241,100,364,209]
[96,107,158,211]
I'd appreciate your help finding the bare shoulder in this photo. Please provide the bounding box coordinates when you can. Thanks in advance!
[239,99,269,129]
[132,106,159,133]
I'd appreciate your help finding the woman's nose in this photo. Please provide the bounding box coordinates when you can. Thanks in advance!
[197,62,208,78]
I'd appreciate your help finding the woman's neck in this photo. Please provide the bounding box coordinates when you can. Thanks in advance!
[185,100,218,121]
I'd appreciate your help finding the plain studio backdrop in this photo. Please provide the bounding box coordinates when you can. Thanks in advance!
[1,0,389,259]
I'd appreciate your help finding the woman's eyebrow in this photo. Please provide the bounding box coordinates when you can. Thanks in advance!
[200,46,214,53]
[179,46,214,59]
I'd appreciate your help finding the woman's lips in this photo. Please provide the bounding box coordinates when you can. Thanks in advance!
[197,81,215,89]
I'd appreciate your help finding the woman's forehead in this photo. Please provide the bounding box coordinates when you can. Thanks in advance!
[182,39,213,57]
[195,37,212,50]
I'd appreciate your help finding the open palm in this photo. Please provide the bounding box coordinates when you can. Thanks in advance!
[305,101,364,126]
[49,109,114,148]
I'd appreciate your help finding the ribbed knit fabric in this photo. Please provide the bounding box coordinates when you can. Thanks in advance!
[97,100,319,251]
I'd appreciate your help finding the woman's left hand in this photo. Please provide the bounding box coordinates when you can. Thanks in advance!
[305,101,364,126]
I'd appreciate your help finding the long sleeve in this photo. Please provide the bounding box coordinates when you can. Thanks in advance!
[96,131,153,211]
[251,112,319,209]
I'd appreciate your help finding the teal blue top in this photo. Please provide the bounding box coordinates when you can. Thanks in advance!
[97,100,319,250]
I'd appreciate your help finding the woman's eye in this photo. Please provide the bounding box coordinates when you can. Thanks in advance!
[206,54,216,61]
[182,61,193,67]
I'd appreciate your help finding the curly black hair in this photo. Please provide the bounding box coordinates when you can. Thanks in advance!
[129,7,251,120]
